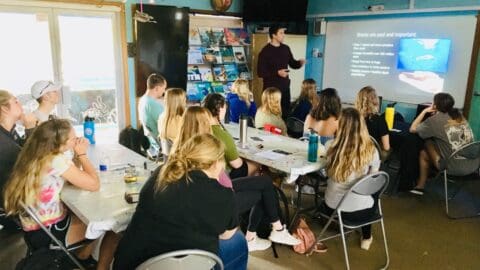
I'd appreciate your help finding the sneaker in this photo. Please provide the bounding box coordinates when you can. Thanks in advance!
[360,236,373,250]
[409,188,424,195]
[247,237,272,252]
[269,226,301,246]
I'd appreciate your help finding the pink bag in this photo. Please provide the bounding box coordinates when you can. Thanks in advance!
[291,217,327,255]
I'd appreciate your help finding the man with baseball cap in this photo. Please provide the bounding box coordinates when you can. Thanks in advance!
[29,80,62,124]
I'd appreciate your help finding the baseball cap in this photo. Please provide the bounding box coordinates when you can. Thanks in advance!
[31,80,62,99]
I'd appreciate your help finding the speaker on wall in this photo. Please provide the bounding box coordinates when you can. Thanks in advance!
[313,18,326,36]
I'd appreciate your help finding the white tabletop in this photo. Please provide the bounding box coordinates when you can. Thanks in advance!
[223,123,326,183]
[61,144,157,239]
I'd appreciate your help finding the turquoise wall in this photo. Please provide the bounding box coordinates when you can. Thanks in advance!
[124,0,242,127]
[305,0,480,138]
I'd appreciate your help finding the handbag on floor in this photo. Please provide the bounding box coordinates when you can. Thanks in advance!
[291,216,327,255]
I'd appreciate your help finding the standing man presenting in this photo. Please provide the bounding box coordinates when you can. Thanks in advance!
[257,25,305,119]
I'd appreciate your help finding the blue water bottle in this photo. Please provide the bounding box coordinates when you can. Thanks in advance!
[83,112,95,145]
[308,131,318,162]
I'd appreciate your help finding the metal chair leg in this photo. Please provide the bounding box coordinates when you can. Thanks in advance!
[338,216,350,270]
[380,219,390,269]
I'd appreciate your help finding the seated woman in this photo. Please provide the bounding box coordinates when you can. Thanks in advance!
[113,134,247,270]
[177,103,300,252]
[409,93,475,195]
[290,78,319,121]
[321,108,381,251]
[226,79,257,123]
[355,86,391,159]
[304,88,341,144]
[0,90,36,229]
[203,93,260,178]
[254,87,287,135]
[157,88,186,154]
[3,119,118,270]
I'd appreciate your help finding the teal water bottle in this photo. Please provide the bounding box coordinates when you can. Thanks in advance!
[83,112,95,145]
[308,131,318,162]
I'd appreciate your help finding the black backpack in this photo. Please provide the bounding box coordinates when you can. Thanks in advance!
[119,126,150,156]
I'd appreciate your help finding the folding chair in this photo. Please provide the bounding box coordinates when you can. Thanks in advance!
[315,172,390,270]
[286,117,304,139]
[136,249,223,270]
[21,203,87,270]
[442,141,480,219]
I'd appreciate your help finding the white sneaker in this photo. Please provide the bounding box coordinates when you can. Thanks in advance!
[360,236,373,250]
[269,226,301,246]
[247,237,272,252]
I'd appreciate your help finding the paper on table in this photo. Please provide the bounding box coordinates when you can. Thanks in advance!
[255,150,288,160]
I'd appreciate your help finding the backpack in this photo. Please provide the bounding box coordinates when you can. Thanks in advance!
[119,126,150,156]
[291,216,327,255]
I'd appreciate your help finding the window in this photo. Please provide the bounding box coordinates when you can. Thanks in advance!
[0,3,125,144]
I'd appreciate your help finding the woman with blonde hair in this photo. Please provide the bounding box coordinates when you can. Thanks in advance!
[322,108,380,250]
[157,88,186,155]
[113,134,248,270]
[290,78,319,121]
[171,106,213,153]
[304,88,341,144]
[226,79,257,123]
[355,86,390,156]
[255,87,287,135]
[3,119,118,269]
[0,90,36,229]
[157,88,186,141]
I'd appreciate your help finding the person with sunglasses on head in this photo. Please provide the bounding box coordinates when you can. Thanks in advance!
[27,80,63,126]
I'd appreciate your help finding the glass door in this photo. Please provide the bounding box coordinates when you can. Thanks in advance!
[55,10,123,143]
[0,4,124,144]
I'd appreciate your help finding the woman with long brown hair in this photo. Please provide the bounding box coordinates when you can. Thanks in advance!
[304,88,341,144]
[3,119,117,269]
[322,108,380,250]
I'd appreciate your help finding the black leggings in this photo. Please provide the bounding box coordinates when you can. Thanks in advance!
[322,198,378,239]
[232,175,280,232]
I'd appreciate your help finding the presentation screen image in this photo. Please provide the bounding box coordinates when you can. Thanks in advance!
[397,38,451,73]
[323,16,476,106]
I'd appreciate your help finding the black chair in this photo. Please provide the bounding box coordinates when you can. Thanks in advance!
[21,203,88,270]
[315,172,390,270]
[286,117,304,139]
[442,141,480,219]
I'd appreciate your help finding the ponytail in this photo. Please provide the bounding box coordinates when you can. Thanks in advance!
[448,108,464,123]
[155,134,224,192]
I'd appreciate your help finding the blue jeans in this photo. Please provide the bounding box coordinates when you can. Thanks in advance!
[218,230,248,270]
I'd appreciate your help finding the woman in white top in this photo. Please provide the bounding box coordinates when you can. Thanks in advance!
[322,108,380,251]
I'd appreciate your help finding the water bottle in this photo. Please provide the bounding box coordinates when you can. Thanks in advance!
[83,112,95,144]
[239,115,248,148]
[99,152,109,172]
[308,131,318,162]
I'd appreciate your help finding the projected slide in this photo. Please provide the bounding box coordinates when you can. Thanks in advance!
[323,16,476,105]
[397,38,451,73]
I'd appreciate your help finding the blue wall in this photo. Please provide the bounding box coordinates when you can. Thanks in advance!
[124,0,242,127]
[305,0,480,134]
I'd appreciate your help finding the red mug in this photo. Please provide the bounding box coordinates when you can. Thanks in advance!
[263,124,273,132]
